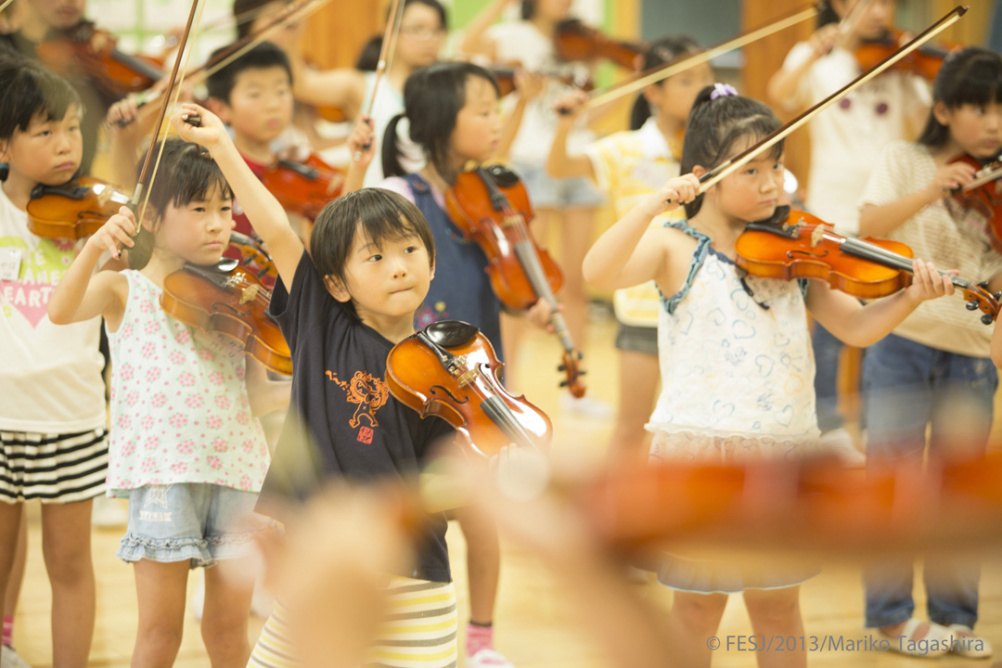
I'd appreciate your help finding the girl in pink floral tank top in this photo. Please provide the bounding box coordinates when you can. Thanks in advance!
[48,139,290,665]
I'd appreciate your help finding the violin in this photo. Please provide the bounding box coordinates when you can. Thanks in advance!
[26,176,131,240]
[855,27,960,81]
[489,64,592,97]
[445,165,586,396]
[948,153,1002,253]
[160,254,292,375]
[575,450,1002,555]
[733,206,1001,324]
[386,320,551,458]
[258,153,345,222]
[36,21,164,100]
[553,19,645,70]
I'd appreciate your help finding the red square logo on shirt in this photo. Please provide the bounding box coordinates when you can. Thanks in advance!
[357,426,374,444]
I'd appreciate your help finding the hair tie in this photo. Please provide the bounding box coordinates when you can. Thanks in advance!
[710,83,738,101]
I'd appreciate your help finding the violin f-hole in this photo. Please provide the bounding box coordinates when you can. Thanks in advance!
[429,385,469,405]
[787,249,830,260]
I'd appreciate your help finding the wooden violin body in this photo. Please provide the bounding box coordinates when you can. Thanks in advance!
[445,166,586,396]
[553,19,645,70]
[386,321,551,458]
[445,166,562,310]
[259,153,344,222]
[735,207,1000,324]
[37,21,164,100]
[161,258,292,375]
[26,177,131,240]
[949,153,1002,253]
[855,27,960,81]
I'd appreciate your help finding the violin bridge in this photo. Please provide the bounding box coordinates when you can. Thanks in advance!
[810,225,825,247]
[95,188,112,208]
[446,355,476,387]
[239,284,260,304]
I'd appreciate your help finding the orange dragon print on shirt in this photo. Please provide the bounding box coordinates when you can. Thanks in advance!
[325,369,391,443]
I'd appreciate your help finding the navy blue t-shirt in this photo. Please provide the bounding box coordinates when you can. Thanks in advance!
[404,174,504,358]
[260,250,452,583]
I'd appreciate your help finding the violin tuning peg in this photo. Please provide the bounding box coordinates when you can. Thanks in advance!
[978,280,990,289]
[994,292,1002,302]
[966,300,980,311]
[579,370,587,376]
[557,364,566,372]
[558,380,568,388]
[576,351,584,360]
[983,313,996,326]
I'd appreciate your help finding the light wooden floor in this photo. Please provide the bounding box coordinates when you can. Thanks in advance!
[12,312,1002,667]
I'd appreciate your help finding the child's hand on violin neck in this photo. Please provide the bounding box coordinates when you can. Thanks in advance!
[808,24,839,60]
[905,259,956,303]
[88,205,136,260]
[171,103,228,153]
[927,160,977,200]
[641,174,700,218]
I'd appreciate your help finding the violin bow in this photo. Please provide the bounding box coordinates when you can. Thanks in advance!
[129,0,334,120]
[353,0,406,159]
[585,3,819,110]
[675,6,969,202]
[0,0,14,16]
[837,0,872,36]
[131,0,206,226]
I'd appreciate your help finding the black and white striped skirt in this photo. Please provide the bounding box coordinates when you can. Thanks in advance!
[0,428,109,503]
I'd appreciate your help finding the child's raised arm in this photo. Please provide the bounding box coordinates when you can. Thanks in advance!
[48,207,133,328]
[170,103,303,289]
[582,174,698,291]
[342,115,376,195]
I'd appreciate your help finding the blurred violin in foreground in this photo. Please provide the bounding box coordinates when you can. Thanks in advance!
[734,206,1000,324]
[386,320,551,458]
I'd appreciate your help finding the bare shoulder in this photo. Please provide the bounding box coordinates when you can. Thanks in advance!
[653,223,701,296]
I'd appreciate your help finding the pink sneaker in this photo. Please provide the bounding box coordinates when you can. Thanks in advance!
[466,649,514,667]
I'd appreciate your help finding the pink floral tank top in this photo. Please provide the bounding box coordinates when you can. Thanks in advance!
[105,270,270,495]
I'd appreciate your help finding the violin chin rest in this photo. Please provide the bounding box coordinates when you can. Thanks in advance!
[424,320,479,349]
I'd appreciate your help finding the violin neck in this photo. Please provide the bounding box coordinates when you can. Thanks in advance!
[112,48,164,82]
[840,236,971,289]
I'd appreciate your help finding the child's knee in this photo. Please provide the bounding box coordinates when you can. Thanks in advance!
[673,593,729,630]
[138,621,185,658]
[201,613,249,657]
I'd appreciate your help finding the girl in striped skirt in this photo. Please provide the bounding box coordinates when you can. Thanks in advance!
[0,61,110,666]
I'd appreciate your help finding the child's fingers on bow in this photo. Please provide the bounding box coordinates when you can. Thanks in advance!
[526,299,556,332]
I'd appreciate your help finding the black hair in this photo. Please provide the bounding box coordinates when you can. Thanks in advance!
[383,62,500,183]
[629,35,701,131]
[309,189,435,302]
[399,0,448,31]
[817,1,840,28]
[680,85,783,218]
[918,47,1002,148]
[129,139,233,270]
[233,0,293,40]
[0,59,81,141]
[205,41,293,105]
[357,0,448,72]
[356,35,383,72]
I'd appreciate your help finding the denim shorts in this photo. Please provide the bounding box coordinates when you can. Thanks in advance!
[117,483,261,568]
[512,162,605,210]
